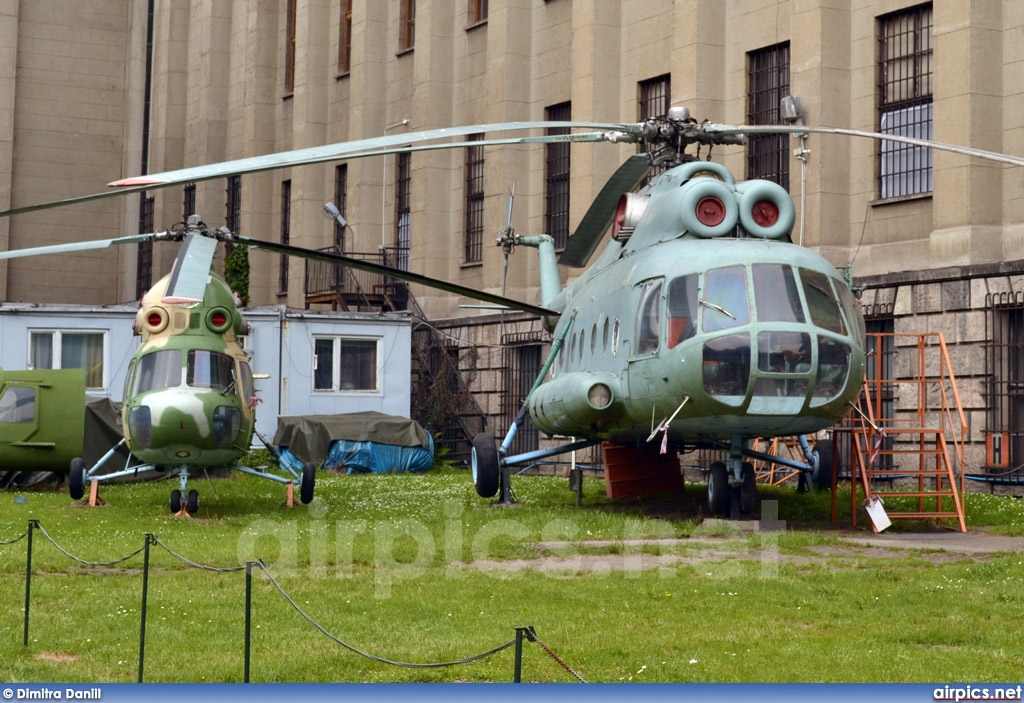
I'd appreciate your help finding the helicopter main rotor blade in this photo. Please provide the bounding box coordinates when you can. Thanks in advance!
[164,233,219,303]
[238,236,559,319]
[0,122,641,219]
[0,233,153,260]
[558,153,651,268]
[706,123,1024,168]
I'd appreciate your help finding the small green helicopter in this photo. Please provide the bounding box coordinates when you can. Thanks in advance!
[3,111,1023,517]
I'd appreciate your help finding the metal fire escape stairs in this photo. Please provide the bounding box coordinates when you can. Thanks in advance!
[847,332,967,532]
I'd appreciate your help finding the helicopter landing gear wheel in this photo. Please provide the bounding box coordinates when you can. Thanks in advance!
[707,461,730,517]
[186,489,200,515]
[740,462,756,514]
[471,433,500,498]
[170,489,183,514]
[813,439,834,491]
[300,462,316,504]
[69,458,86,500]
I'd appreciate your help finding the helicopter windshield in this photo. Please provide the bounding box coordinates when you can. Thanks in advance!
[187,350,235,392]
[701,266,750,332]
[133,349,183,394]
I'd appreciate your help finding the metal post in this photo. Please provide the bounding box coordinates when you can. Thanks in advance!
[513,627,525,682]
[138,533,153,682]
[23,519,37,647]
[244,561,254,683]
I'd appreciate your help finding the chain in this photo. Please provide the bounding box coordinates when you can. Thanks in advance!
[0,530,27,546]
[524,629,587,683]
[36,523,145,567]
[152,536,246,572]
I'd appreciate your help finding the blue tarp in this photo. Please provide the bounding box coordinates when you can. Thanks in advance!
[278,436,433,475]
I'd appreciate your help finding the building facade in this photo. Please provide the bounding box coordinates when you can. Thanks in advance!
[2,0,1023,471]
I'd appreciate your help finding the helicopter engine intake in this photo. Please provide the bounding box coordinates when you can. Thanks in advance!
[528,371,624,436]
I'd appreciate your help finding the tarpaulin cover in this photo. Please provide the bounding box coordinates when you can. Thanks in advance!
[84,397,133,471]
[274,412,434,474]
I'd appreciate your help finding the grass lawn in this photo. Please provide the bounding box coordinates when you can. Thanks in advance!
[1,465,1023,683]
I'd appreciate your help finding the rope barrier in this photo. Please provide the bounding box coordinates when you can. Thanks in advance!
[35,523,145,567]
[253,561,517,668]
[152,536,246,572]
[524,628,588,683]
[0,530,28,546]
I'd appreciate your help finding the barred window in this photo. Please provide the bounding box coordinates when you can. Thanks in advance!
[986,295,1024,472]
[183,184,196,220]
[545,102,571,250]
[395,153,411,271]
[502,336,542,455]
[279,180,291,294]
[135,194,154,299]
[638,74,671,182]
[334,165,348,251]
[464,134,484,264]
[225,175,241,233]
[747,43,790,188]
[878,4,933,199]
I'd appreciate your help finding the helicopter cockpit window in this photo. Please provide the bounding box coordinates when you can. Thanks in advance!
[187,350,235,391]
[811,337,852,406]
[702,266,750,333]
[702,333,750,405]
[239,361,256,404]
[666,273,698,349]
[133,349,183,394]
[635,279,663,356]
[0,386,36,424]
[754,331,811,398]
[753,264,805,323]
[799,268,847,335]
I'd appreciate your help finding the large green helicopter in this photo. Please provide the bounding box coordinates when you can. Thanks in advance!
[3,110,1023,517]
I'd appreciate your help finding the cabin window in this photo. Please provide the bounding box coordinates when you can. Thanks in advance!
[799,268,847,335]
[810,337,852,406]
[635,279,663,356]
[134,349,183,394]
[0,386,35,423]
[754,331,811,399]
[29,330,106,390]
[702,266,751,333]
[313,336,379,392]
[702,333,750,405]
[753,264,805,323]
[239,362,256,405]
[666,274,698,349]
[187,350,235,392]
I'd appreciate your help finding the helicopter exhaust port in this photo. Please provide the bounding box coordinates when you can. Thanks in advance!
[528,372,624,436]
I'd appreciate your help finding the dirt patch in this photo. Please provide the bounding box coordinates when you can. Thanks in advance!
[36,652,77,664]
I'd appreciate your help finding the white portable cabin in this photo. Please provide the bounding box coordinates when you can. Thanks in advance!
[0,303,413,445]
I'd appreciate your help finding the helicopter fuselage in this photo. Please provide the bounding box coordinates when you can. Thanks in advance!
[121,273,256,468]
[526,161,867,450]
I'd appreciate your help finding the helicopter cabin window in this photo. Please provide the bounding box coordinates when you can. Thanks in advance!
[701,266,751,333]
[877,4,933,199]
[134,349,183,394]
[702,333,750,405]
[313,337,379,392]
[666,274,698,349]
[754,331,811,399]
[753,264,805,323]
[810,337,853,406]
[799,268,847,335]
[635,279,663,356]
[187,350,235,391]
[0,386,35,424]
[29,331,106,390]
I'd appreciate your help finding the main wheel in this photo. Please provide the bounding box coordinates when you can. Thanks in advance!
[170,489,183,514]
[471,433,500,498]
[707,461,730,517]
[813,439,835,490]
[186,489,200,514]
[69,458,86,500]
[740,461,756,514]
[300,462,316,504]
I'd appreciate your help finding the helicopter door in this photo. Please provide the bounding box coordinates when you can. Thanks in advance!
[627,279,664,402]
